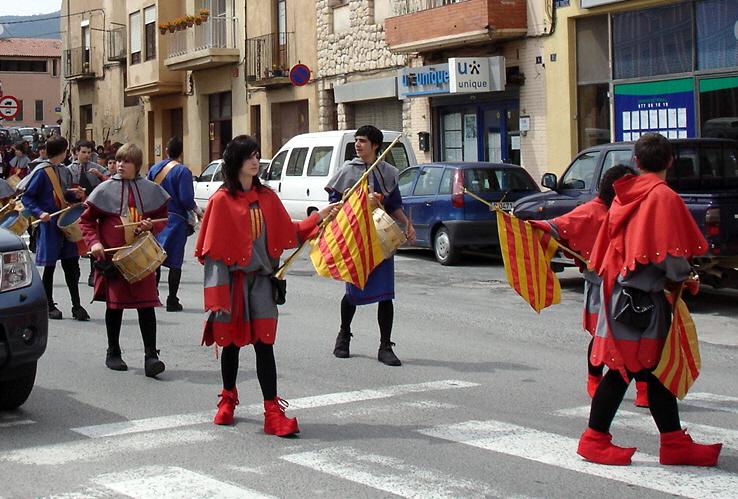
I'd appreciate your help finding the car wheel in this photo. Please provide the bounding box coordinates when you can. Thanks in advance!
[0,362,37,411]
[433,226,460,265]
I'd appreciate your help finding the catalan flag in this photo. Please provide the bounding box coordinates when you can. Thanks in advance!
[310,177,384,289]
[497,211,561,312]
[653,291,701,399]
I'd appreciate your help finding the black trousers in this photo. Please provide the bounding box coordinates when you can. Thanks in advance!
[340,295,394,343]
[220,342,277,401]
[42,258,81,308]
[105,307,157,354]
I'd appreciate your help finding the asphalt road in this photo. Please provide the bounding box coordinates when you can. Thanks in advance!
[1,239,737,498]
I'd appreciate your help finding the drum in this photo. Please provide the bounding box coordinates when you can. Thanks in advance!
[57,205,86,243]
[112,232,167,283]
[372,208,407,260]
[0,210,30,236]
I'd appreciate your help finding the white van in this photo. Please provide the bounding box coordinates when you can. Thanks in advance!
[261,130,417,220]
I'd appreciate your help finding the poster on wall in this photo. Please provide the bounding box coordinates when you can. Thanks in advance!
[614,78,696,142]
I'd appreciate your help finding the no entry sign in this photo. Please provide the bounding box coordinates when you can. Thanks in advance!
[289,64,311,87]
[0,95,20,120]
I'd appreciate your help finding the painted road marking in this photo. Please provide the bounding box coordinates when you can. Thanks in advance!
[0,429,219,466]
[682,392,738,415]
[419,420,738,499]
[0,419,36,428]
[282,446,507,499]
[92,466,275,499]
[555,405,738,450]
[71,379,478,439]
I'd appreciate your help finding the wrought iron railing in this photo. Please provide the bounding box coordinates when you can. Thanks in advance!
[107,26,126,61]
[64,47,94,77]
[394,0,464,16]
[246,32,294,81]
[167,16,238,59]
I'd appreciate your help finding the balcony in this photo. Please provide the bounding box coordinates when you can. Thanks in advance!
[64,47,95,80]
[165,16,240,71]
[246,32,294,86]
[107,26,126,62]
[385,0,527,53]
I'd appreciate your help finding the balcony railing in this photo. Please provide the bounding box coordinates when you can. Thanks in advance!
[167,16,237,60]
[107,26,126,61]
[64,47,95,79]
[246,32,294,83]
[394,0,463,15]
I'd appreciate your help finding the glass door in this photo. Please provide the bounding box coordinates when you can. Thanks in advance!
[480,102,520,165]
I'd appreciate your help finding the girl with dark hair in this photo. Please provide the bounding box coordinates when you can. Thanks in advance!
[195,135,338,436]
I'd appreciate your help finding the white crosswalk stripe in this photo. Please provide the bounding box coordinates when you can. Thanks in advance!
[282,446,511,499]
[680,392,738,415]
[419,419,738,499]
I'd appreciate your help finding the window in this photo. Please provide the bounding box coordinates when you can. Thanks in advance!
[576,15,611,150]
[0,59,48,72]
[464,168,500,193]
[398,167,419,197]
[601,149,633,173]
[129,11,142,65]
[307,147,333,176]
[560,152,599,190]
[343,141,411,170]
[413,167,444,196]
[494,170,537,192]
[51,58,59,77]
[199,162,220,182]
[697,0,738,71]
[266,150,288,181]
[439,168,454,195]
[144,6,156,61]
[15,100,23,122]
[285,148,308,176]
[82,24,91,65]
[212,166,224,182]
[35,100,44,122]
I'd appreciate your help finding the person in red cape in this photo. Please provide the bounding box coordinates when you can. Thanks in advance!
[576,133,722,467]
[195,135,339,436]
[81,143,170,377]
[530,165,644,402]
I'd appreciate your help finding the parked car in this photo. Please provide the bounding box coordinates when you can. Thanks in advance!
[0,127,22,147]
[399,162,540,265]
[513,138,738,288]
[0,228,48,410]
[16,127,35,143]
[194,158,271,211]
[260,130,417,220]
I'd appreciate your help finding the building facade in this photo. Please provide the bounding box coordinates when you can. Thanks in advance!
[0,38,62,128]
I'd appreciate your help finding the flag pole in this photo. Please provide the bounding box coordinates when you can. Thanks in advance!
[463,188,588,265]
[274,135,403,280]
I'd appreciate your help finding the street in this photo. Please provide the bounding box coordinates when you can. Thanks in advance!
[1,238,737,498]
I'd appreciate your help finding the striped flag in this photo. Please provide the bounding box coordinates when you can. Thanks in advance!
[653,293,701,399]
[310,177,384,289]
[497,211,561,312]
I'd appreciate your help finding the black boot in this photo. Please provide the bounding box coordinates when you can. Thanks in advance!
[144,349,165,378]
[333,331,352,358]
[106,348,128,371]
[48,303,63,320]
[72,305,90,321]
[166,296,183,312]
[378,341,401,366]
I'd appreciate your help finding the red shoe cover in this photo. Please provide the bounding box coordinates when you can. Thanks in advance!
[214,387,239,426]
[264,397,299,436]
[577,428,637,465]
[634,381,649,408]
[659,429,722,466]
[587,374,603,399]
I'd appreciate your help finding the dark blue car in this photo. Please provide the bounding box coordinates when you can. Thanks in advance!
[0,227,48,410]
[398,162,539,265]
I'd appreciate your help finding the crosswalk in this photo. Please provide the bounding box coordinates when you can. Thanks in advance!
[1,380,736,498]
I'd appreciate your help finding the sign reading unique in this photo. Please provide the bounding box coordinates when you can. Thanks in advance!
[448,57,505,94]
[289,64,311,87]
[0,95,20,120]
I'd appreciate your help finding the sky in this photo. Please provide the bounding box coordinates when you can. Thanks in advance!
[0,0,62,16]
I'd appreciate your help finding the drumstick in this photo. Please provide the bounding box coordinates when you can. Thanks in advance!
[114,218,168,228]
[31,204,81,226]
[85,245,132,256]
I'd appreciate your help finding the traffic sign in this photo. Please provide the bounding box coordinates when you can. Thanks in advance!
[0,95,20,120]
[289,64,311,87]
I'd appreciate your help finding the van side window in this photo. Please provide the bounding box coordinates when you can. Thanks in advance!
[285,148,309,176]
[561,151,598,190]
[307,147,333,176]
[267,150,288,181]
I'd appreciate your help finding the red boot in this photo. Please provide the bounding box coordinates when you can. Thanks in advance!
[587,374,603,398]
[264,397,299,436]
[659,429,722,466]
[634,381,649,408]
[213,387,239,426]
[577,428,637,465]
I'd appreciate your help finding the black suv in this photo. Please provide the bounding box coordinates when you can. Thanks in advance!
[0,227,48,410]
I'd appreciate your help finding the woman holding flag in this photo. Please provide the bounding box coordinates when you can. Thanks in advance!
[195,135,338,436]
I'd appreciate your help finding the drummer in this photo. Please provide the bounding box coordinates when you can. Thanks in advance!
[80,143,170,377]
[325,125,416,366]
[21,136,89,321]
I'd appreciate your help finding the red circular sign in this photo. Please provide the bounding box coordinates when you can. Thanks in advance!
[289,64,311,87]
[0,95,20,120]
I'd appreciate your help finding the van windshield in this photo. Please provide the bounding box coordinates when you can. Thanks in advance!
[344,141,410,171]
[668,143,738,191]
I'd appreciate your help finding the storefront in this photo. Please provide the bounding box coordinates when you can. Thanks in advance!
[333,76,403,130]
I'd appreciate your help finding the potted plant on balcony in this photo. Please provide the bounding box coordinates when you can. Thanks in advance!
[194,15,202,26]
[159,22,169,35]
[199,8,210,22]
[175,17,187,31]
[168,22,176,33]
[186,15,195,27]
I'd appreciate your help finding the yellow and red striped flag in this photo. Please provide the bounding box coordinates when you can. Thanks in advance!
[310,177,384,289]
[653,292,701,399]
[497,211,561,312]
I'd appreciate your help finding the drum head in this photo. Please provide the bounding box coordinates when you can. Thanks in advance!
[0,211,19,227]
[59,205,85,226]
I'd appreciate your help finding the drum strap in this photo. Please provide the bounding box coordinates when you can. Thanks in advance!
[153,160,179,185]
[44,166,68,210]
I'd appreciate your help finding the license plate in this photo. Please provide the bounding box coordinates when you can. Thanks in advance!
[489,201,513,211]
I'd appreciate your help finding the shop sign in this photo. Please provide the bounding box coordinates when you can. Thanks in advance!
[614,78,696,142]
[397,64,450,99]
[581,0,632,7]
[448,57,505,94]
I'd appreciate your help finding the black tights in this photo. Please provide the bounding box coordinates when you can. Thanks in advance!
[105,307,157,354]
[587,339,605,377]
[42,258,81,308]
[220,342,277,401]
[588,369,680,434]
[340,295,394,343]
[156,267,182,299]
